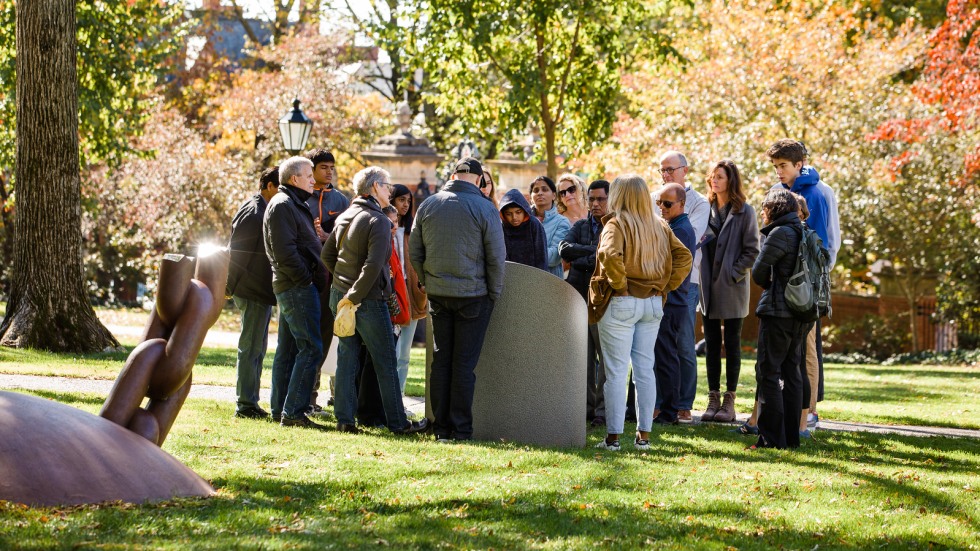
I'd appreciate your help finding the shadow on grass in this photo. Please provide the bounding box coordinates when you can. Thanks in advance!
[13,388,106,407]
[833,365,980,380]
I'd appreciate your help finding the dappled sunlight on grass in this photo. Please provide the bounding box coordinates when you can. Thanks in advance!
[1,391,977,549]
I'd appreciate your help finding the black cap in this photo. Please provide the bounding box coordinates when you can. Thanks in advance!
[452,157,484,179]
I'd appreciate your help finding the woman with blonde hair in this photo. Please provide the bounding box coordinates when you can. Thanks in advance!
[592,174,692,451]
[556,173,588,224]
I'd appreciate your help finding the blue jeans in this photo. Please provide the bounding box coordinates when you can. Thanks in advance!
[396,317,420,393]
[234,296,272,411]
[429,295,494,440]
[330,287,408,431]
[270,284,322,419]
[598,295,663,435]
[677,283,699,410]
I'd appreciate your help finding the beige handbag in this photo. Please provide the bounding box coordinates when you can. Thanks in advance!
[333,300,359,337]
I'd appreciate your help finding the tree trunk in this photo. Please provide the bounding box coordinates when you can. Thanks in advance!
[0,0,118,352]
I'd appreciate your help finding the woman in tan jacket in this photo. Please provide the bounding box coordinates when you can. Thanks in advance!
[592,175,692,451]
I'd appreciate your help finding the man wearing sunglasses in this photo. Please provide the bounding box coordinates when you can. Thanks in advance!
[659,151,708,424]
[652,183,697,424]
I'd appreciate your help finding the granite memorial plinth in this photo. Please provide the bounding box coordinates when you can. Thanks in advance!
[426,261,587,447]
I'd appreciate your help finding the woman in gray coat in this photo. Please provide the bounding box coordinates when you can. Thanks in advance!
[699,160,760,423]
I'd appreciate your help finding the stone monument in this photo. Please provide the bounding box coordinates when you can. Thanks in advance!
[361,101,443,191]
[426,262,587,448]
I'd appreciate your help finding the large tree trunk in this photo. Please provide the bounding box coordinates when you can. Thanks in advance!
[0,0,118,352]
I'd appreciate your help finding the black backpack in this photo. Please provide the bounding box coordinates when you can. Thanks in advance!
[784,224,832,322]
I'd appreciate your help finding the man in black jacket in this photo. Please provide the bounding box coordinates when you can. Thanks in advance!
[263,156,328,428]
[559,179,609,427]
[228,166,280,419]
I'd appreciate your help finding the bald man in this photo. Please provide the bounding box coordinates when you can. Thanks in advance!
[659,151,708,423]
[652,183,696,424]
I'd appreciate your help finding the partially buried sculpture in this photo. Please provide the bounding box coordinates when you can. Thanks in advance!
[0,248,228,506]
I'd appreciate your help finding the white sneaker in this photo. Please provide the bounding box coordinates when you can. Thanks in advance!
[594,438,621,451]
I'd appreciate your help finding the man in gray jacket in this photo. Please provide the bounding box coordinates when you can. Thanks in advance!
[263,156,327,429]
[409,157,506,442]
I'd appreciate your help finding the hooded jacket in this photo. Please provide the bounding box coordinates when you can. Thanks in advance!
[752,211,803,318]
[771,166,830,253]
[499,189,548,271]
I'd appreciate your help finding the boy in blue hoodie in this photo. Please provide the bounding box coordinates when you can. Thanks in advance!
[499,188,548,271]
[765,139,840,435]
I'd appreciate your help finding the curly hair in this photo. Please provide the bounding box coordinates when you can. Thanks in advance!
[766,139,808,165]
[761,188,799,225]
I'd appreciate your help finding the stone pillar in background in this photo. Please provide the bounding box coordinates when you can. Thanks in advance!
[361,101,442,192]
[485,151,548,197]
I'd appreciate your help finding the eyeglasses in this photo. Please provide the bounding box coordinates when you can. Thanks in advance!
[656,199,678,208]
[587,196,608,203]
[659,166,687,175]
[558,188,576,197]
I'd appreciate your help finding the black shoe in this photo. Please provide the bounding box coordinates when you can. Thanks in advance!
[235,406,270,419]
[327,397,335,407]
[653,415,678,426]
[281,414,324,429]
[591,416,606,427]
[392,418,429,435]
[336,422,361,434]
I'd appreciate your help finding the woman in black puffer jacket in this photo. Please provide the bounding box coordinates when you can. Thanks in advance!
[750,188,807,449]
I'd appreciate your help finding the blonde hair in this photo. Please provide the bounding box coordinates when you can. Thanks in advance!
[555,173,586,215]
[608,174,669,277]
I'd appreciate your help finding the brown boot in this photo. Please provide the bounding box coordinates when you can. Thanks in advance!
[714,391,737,423]
[701,391,721,422]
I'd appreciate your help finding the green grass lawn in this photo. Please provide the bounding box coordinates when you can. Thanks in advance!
[1,389,977,549]
[2,343,977,430]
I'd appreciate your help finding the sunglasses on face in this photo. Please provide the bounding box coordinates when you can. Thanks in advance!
[656,199,677,208]
[558,187,576,197]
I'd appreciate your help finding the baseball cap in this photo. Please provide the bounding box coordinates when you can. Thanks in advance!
[452,157,484,179]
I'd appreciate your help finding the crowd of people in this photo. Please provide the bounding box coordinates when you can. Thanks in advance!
[226,138,840,450]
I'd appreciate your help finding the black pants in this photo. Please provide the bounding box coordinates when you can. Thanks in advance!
[653,304,686,422]
[703,317,744,392]
[586,323,606,420]
[755,316,806,449]
[310,282,335,407]
[355,344,387,426]
[429,295,494,440]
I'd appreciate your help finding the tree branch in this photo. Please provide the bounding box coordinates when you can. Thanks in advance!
[554,5,585,126]
[229,0,261,46]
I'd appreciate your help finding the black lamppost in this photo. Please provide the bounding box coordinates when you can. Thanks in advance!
[278,98,313,155]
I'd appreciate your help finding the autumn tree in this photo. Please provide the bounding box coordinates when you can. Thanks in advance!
[871,0,980,337]
[85,29,391,299]
[421,0,672,179]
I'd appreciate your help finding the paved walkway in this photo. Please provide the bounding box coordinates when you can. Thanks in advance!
[2,373,977,439]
